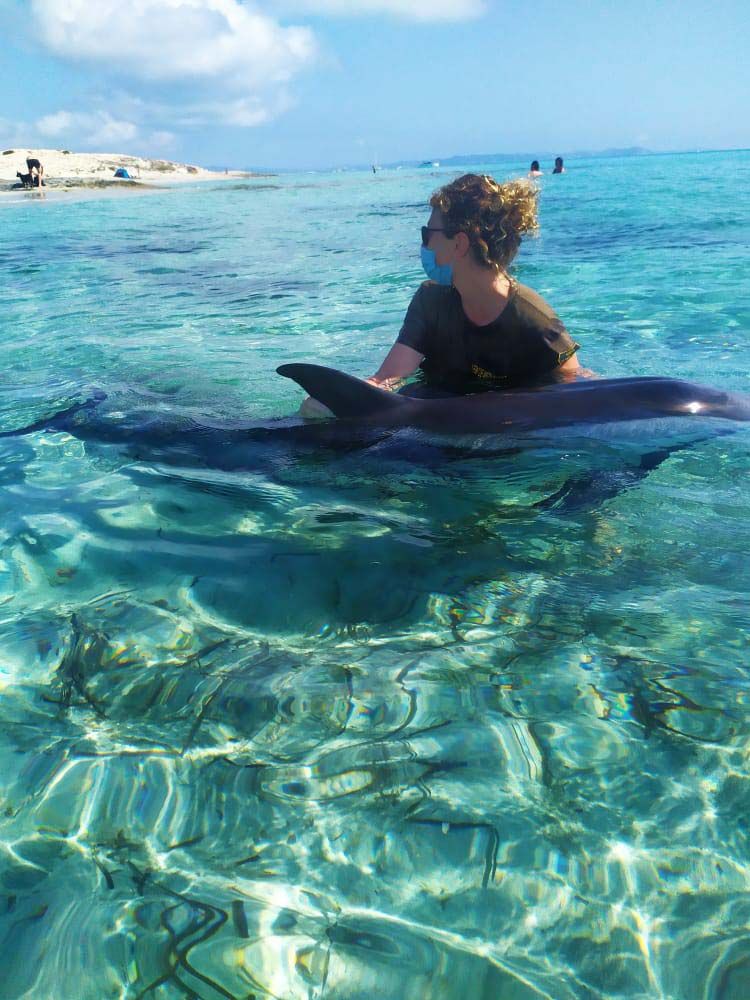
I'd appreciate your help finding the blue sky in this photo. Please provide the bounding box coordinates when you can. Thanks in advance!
[1,0,748,170]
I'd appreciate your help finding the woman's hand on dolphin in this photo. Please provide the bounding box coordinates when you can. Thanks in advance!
[365,375,403,390]
[298,373,399,419]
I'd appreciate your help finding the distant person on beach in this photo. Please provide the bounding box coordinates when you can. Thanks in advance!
[552,157,565,174]
[528,160,543,177]
[26,156,44,187]
[299,173,580,416]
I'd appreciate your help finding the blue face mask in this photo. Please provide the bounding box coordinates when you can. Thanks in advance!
[420,245,453,286]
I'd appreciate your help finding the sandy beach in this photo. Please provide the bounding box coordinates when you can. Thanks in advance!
[0,147,263,198]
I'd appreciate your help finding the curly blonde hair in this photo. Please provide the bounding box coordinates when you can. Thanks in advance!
[429,173,539,271]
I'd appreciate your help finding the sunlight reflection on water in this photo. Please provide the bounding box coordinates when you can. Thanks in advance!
[1,152,750,998]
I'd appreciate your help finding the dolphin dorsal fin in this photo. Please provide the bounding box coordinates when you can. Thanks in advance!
[277,364,409,419]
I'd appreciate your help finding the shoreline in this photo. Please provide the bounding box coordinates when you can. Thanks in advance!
[0,146,273,201]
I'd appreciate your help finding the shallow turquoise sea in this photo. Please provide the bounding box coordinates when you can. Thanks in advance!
[1,149,749,999]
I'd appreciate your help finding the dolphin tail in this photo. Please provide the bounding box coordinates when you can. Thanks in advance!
[277,363,410,419]
[0,390,107,438]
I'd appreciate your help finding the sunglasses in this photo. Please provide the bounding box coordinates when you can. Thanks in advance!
[421,226,446,246]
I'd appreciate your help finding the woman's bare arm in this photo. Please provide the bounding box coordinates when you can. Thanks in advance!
[367,343,424,386]
[558,352,580,373]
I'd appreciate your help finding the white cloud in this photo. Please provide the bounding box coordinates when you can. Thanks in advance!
[35,111,75,138]
[27,0,319,134]
[104,87,298,131]
[21,0,483,153]
[149,130,179,150]
[30,0,317,88]
[36,110,139,147]
[176,93,295,127]
[263,0,485,20]
[0,117,30,149]
[25,108,178,152]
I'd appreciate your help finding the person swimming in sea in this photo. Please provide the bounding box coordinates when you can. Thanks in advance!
[299,173,580,416]
[552,156,565,174]
[529,160,543,177]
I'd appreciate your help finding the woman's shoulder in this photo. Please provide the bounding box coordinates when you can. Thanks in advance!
[510,280,562,323]
[413,280,457,301]
[408,280,460,317]
[509,281,578,359]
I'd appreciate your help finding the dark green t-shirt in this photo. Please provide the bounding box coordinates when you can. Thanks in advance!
[397,279,580,387]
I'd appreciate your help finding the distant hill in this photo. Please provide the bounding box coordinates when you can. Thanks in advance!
[404,147,652,168]
[567,146,652,159]
[234,146,655,174]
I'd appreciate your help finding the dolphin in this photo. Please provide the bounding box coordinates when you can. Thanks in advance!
[4,367,746,463]
[0,386,411,468]
[1,367,746,517]
[276,363,750,433]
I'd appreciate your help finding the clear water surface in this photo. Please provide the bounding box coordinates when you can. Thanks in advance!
[0,150,749,999]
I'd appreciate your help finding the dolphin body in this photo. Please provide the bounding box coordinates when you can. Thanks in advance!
[276,363,750,433]
[3,367,746,462]
[0,385,413,469]
[1,367,747,518]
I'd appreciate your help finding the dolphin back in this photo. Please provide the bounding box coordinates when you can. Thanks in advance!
[277,363,411,419]
[0,390,107,438]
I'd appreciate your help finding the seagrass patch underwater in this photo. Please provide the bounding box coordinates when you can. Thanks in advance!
[1,150,750,999]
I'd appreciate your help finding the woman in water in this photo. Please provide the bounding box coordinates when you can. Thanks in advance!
[369,173,579,392]
[528,160,543,177]
[301,173,579,415]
